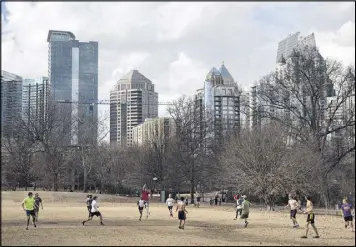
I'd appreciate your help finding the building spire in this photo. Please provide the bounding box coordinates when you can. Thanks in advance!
[222,61,224,65]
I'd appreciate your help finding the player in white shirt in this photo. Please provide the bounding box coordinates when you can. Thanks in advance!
[82,196,104,226]
[285,195,299,228]
[166,194,175,217]
[137,197,145,221]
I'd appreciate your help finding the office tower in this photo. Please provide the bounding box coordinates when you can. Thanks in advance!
[1,70,23,139]
[195,62,240,142]
[22,77,50,127]
[110,70,158,147]
[47,30,98,145]
[276,32,316,64]
[132,117,175,146]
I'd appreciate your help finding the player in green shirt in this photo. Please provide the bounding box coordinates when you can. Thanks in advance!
[21,192,37,230]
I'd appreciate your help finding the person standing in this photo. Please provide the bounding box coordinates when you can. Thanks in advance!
[301,196,320,238]
[285,195,299,228]
[166,194,174,217]
[21,192,37,230]
[86,195,93,218]
[341,199,354,232]
[82,196,104,226]
[176,196,188,229]
[34,193,43,222]
[137,197,145,221]
[141,185,151,218]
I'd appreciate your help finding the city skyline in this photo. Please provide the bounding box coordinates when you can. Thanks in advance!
[1,2,355,143]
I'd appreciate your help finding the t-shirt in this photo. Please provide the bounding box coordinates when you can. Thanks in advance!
[242,200,251,214]
[166,198,174,206]
[35,197,42,208]
[91,200,99,213]
[142,190,149,201]
[86,198,92,207]
[288,199,299,210]
[306,200,313,213]
[138,199,145,208]
[341,203,353,217]
[22,196,36,210]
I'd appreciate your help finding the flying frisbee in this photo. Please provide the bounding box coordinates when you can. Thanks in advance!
[153,177,158,181]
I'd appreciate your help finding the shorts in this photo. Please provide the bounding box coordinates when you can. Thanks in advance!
[138,206,144,211]
[34,207,40,212]
[344,216,353,222]
[241,213,249,219]
[306,213,315,224]
[290,209,297,218]
[168,206,173,210]
[90,211,101,217]
[26,210,36,217]
[178,211,186,220]
[87,206,91,211]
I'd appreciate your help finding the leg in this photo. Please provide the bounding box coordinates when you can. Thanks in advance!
[35,209,39,222]
[32,214,36,227]
[99,214,104,225]
[139,210,142,221]
[26,215,30,230]
[303,222,310,237]
[82,216,93,225]
[311,223,319,237]
[350,221,354,232]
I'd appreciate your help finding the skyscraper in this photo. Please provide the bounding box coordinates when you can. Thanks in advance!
[195,62,240,142]
[1,70,23,139]
[47,30,98,145]
[110,70,158,147]
[22,77,50,128]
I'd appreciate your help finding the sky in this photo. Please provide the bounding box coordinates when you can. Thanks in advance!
[1,2,355,138]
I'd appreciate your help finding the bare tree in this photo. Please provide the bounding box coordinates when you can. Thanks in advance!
[167,95,216,203]
[220,122,322,208]
[256,47,355,206]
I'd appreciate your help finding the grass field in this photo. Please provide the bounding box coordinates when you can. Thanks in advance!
[1,191,355,246]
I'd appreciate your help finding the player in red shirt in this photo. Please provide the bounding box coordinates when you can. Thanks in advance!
[142,184,151,218]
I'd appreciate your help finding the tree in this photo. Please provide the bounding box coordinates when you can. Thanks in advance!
[256,46,355,206]
[167,95,216,203]
[220,122,322,208]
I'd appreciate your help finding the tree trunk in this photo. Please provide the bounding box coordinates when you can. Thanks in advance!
[53,174,58,191]
[83,166,87,193]
[190,179,195,204]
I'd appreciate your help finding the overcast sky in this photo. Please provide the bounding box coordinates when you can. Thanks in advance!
[2,2,355,127]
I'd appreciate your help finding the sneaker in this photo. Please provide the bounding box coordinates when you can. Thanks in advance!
[26,227,28,230]
[244,222,248,228]
[82,221,85,226]
[313,236,320,239]
[33,223,36,228]
[100,222,104,226]
[139,218,141,221]
[345,225,348,229]
[301,236,307,238]
[233,218,237,220]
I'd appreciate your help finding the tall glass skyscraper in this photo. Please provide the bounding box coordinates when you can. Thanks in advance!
[1,70,23,138]
[47,30,98,145]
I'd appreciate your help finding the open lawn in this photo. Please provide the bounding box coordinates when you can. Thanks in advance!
[1,191,355,246]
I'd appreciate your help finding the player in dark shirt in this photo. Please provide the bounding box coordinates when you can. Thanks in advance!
[34,193,43,222]
[86,195,93,218]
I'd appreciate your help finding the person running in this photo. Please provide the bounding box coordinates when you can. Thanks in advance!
[176,196,188,229]
[22,192,37,230]
[166,194,174,217]
[234,196,244,220]
[341,198,354,232]
[142,185,151,218]
[82,196,104,226]
[301,196,320,238]
[285,195,299,228]
[34,193,43,222]
[137,197,145,221]
[86,194,93,218]
[196,195,201,208]
[240,195,251,228]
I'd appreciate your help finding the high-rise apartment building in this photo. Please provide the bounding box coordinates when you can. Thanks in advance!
[110,70,158,147]
[22,77,50,127]
[132,117,175,146]
[194,62,240,141]
[47,30,98,145]
[1,70,23,138]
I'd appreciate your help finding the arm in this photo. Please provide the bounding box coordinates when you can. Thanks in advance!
[22,201,25,211]
[175,205,178,212]
[40,199,43,209]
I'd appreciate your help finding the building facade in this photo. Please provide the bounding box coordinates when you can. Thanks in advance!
[110,70,158,147]
[132,117,175,146]
[1,70,23,139]
[194,62,240,142]
[47,30,98,145]
[22,77,50,127]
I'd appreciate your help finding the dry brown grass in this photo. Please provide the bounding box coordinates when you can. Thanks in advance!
[1,191,354,246]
